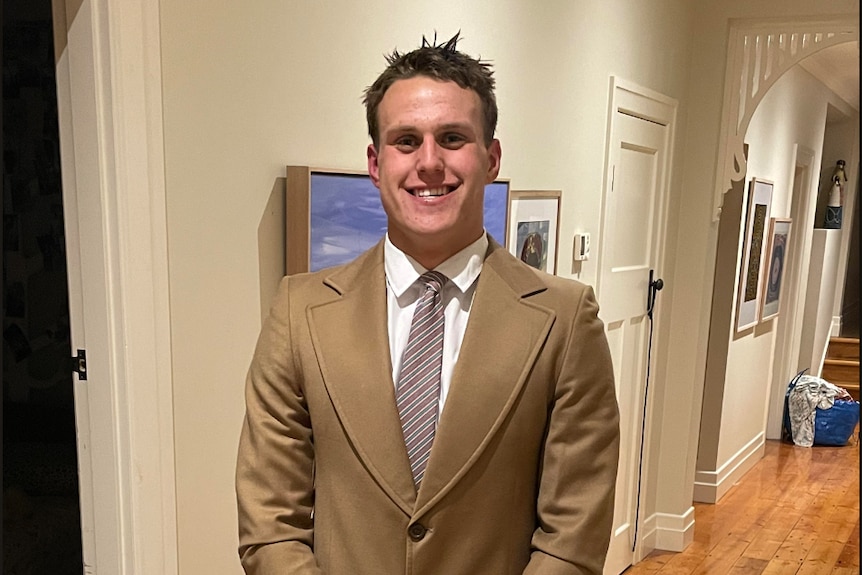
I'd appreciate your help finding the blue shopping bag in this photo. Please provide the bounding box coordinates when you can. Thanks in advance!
[813,399,860,446]
[783,369,860,446]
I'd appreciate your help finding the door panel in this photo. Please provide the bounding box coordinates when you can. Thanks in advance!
[54,0,122,570]
[602,110,667,575]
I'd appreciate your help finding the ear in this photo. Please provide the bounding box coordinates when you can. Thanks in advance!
[367,144,381,187]
[485,139,502,183]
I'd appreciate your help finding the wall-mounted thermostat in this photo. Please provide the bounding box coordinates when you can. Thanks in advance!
[573,233,590,261]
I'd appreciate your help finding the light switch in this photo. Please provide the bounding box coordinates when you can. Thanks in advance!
[573,233,590,261]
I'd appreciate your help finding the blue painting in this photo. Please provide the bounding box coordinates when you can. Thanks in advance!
[483,181,509,248]
[309,173,509,271]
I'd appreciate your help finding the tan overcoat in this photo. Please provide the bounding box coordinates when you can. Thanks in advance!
[236,238,620,575]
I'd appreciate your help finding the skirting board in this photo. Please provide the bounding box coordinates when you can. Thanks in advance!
[831,316,842,338]
[639,508,695,553]
[693,432,765,503]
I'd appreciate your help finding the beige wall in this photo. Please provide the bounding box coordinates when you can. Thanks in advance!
[158,0,857,571]
[726,66,829,462]
[695,65,859,488]
[723,66,855,464]
[159,1,694,570]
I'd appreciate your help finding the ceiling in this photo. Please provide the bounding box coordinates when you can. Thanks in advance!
[798,41,859,113]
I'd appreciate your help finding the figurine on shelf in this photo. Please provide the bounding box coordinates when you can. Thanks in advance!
[824,159,846,229]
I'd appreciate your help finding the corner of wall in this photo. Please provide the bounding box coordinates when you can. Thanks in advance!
[653,507,695,552]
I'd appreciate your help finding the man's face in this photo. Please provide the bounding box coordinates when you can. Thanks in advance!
[368,76,501,266]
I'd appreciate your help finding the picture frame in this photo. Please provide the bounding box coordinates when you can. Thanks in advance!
[735,178,773,332]
[759,217,792,322]
[507,190,562,275]
[285,166,510,274]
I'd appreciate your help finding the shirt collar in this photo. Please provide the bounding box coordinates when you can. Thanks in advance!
[385,233,488,297]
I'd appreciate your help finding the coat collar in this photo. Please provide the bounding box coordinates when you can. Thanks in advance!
[307,237,554,516]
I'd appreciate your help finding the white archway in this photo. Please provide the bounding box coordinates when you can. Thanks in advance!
[712,17,858,220]
[712,17,859,441]
[694,13,859,504]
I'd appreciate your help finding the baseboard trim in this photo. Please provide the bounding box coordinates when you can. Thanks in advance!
[653,507,695,552]
[693,432,765,503]
[635,512,658,562]
[831,316,842,338]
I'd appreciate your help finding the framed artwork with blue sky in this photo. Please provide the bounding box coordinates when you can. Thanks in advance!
[286,166,510,274]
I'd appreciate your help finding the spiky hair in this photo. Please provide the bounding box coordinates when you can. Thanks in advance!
[363,31,498,147]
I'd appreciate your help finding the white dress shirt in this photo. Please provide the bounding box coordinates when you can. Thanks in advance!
[384,233,487,414]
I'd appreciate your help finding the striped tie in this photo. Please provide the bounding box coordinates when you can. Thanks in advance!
[397,271,448,486]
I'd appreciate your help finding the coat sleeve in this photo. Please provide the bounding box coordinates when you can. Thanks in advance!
[236,276,325,574]
[523,285,621,575]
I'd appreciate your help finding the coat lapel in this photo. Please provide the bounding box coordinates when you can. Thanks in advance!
[306,242,417,514]
[415,241,555,513]
[308,239,555,517]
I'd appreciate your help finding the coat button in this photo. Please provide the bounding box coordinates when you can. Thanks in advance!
[407,523,427,541]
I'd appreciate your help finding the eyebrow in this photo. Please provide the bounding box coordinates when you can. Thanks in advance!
[385,122,476,135]
[437,122,476,134]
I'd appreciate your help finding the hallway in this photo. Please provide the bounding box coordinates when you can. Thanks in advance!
[626,434,860,574]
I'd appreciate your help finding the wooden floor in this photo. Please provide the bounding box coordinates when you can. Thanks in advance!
[625,433,860,575]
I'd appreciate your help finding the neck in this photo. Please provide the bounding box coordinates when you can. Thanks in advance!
[394,230,485,270]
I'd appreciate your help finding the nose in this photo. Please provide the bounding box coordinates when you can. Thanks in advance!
[416,136,444,174]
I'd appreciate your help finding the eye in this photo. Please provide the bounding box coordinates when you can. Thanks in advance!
[394,135,419,151]
[440,132,467,149]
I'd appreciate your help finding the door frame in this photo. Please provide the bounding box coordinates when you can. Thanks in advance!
[597,77,678,568]
[764,145,815,439]
[52,0,177,571]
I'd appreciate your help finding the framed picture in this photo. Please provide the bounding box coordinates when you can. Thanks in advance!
[735,178,773,332]
[285,166,510,274]
[507,190,562,274]
[759,218,792,322]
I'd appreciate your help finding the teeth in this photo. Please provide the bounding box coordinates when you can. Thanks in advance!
[415,187,447,197]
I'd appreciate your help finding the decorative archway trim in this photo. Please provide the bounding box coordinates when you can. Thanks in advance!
[712,16,858,221]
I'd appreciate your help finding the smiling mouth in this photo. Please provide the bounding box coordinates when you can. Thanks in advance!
[410,186,455,198]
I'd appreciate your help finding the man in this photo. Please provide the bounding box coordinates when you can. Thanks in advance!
[236,33,620,575]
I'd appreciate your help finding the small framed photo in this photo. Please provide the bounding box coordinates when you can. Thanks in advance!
[736,178,773,332]
[759,218,792,322]
[507,190,562,274]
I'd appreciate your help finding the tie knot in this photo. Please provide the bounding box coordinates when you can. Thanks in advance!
[419,271,448,294]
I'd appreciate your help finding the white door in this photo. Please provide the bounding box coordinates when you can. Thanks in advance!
[55,1,123,569]
[53,0,178,571]
[599,81,674,575]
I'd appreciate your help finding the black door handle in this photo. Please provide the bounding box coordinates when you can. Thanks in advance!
[647,269,664,319]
